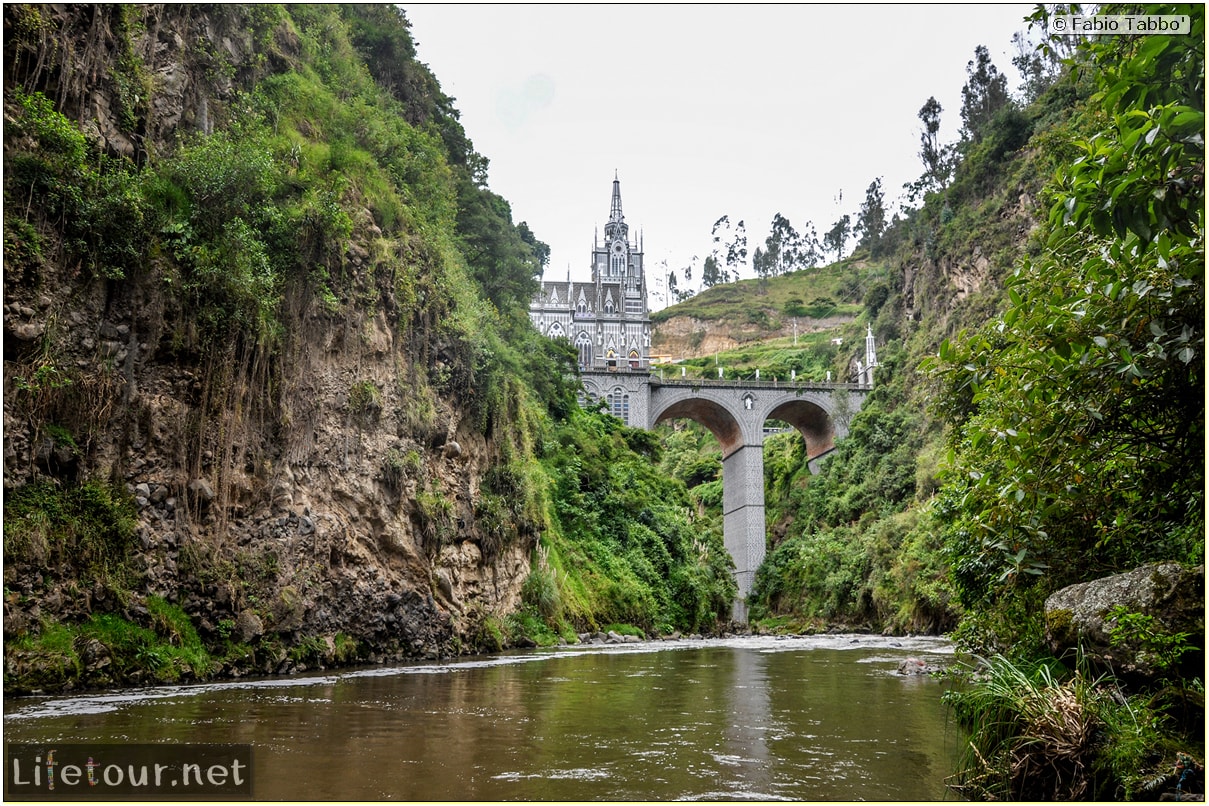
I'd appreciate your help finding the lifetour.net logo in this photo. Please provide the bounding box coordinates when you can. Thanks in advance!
[5,744,253,799]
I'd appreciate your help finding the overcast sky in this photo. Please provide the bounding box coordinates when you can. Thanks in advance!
[403,4,1036,309]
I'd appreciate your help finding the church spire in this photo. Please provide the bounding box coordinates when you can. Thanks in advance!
[863,324,878,386]
[610,170,623,224]
[604,172,628,243]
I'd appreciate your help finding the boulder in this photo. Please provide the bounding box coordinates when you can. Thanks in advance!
[234,610,265,643]
[188,477,215,503]
[1045,562,1204,681]
[897,657,940,675]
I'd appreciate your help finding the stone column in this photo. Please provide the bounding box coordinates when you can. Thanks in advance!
[722,443,766,623]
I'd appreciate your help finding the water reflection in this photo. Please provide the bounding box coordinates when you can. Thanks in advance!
[4,635,960,800]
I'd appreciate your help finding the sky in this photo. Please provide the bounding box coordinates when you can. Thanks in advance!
[402,4,1037,309]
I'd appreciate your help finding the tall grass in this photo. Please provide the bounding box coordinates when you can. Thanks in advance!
[944,653,1198,800]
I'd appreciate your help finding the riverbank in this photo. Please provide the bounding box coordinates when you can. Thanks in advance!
[3,605,939,697]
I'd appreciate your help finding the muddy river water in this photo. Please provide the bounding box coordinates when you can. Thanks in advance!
[4,633,963,800]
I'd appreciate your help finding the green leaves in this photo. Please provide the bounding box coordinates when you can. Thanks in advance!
[931,8,1204,619]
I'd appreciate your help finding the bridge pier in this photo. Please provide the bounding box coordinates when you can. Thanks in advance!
[722,444,766,623]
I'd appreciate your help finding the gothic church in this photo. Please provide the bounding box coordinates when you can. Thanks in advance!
[528,175,651,373]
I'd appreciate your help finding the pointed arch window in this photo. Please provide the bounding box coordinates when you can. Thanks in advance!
[575,331,593,368]
[548,321,565,339]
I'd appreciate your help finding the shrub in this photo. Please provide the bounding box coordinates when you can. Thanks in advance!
[4,480,138,587]
[349,379,382,418]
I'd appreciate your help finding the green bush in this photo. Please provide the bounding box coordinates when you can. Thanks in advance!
[349,379,381,417]
[4,480,138,587]
[7,605,216,691]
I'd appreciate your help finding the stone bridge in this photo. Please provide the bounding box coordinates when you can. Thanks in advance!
[580,369,870,622]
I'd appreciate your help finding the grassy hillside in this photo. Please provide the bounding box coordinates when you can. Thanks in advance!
[651,256,879,328]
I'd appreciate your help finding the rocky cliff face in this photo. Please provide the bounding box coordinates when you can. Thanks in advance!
[3,4,532,685]
[652,313,855,360]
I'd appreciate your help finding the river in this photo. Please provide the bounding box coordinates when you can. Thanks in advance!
[4,633,962,800]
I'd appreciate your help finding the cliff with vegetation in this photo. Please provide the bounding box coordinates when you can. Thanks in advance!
[651,5,1203,799]
[3,4,733,693]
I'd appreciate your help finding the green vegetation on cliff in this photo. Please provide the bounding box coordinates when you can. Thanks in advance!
[520,407,735,641]
[934,10,1204,799]
[652,4,1203,798]
[932,8,1204,655]
[3,4,734,694]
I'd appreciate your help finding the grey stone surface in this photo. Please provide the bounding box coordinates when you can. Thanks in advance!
[1045,562,1204,679]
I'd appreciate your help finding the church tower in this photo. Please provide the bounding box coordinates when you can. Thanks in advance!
[529,174,651,377]
[588,173,649,370]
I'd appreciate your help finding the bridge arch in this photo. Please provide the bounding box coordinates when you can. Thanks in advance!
[651,395,743,456]
[764,398,836,460]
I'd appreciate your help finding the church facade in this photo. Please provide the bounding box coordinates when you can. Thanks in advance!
[528,176,651,376]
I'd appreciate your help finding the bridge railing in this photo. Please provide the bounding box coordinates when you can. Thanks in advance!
[581,365,651,374]
[578,368,871,391]
[647,375,869,392]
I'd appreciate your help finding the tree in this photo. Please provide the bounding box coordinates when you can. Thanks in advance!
[709,215,747,285]
[725,218,747,282]
[706,215,729,287]
[681,255,697,293]
[751,245,771,292]
[761,212,822,275]
[516,221,549,269]
[823,214,851,261]
[798,220,823,269]
[765,212,796,275]
[1012,8,1080,101]
[454,179,542,314]
[959,44,1011,143]
[913,96,953,196]
[666,269,679,302]
[855,178,886,251]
